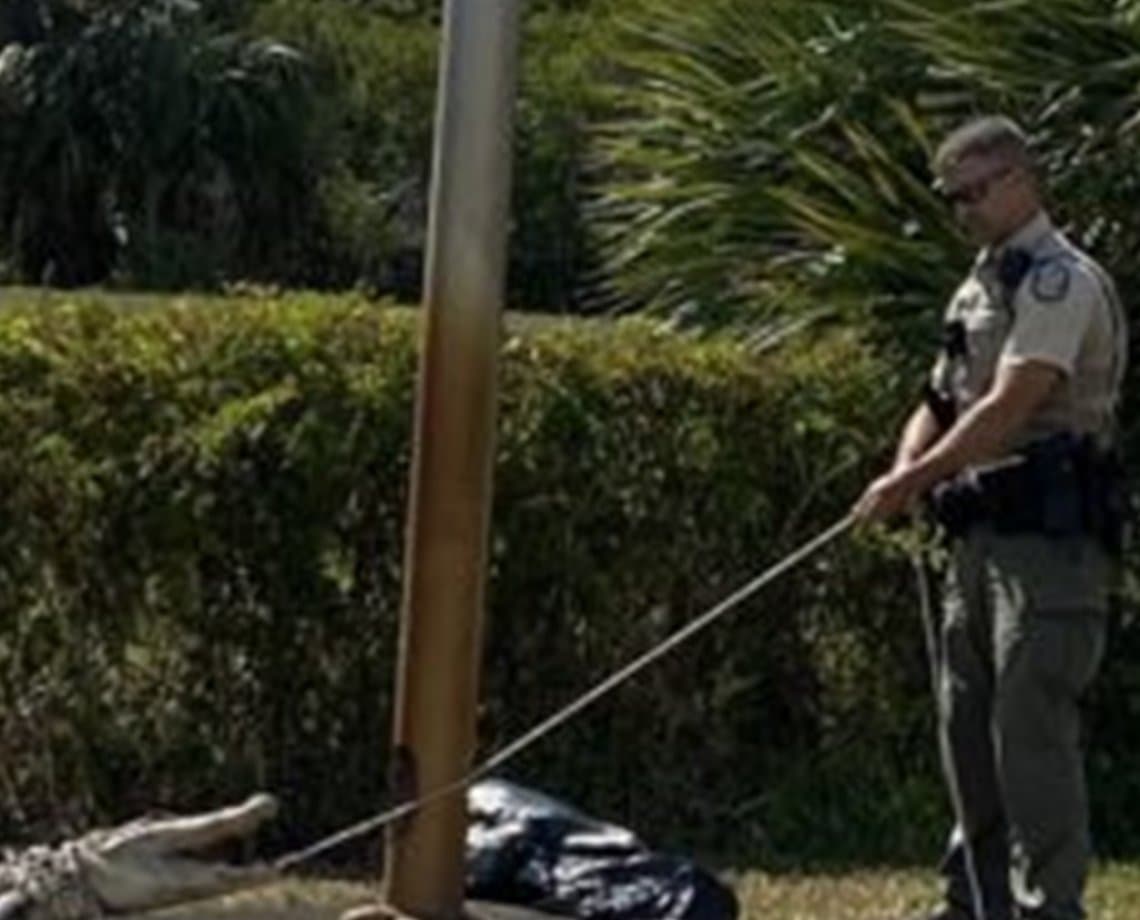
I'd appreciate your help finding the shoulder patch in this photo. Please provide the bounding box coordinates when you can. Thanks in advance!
[1030,258,1071,303]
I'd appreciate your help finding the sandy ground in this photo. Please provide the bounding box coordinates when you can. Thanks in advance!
[144,881,560,920]
[124,867,1140,920]
[141,880,370,920]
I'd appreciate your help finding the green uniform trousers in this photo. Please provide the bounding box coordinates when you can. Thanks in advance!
[936,526,1110,920]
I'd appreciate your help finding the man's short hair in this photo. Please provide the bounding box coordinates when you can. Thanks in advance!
[932,116,1033,178]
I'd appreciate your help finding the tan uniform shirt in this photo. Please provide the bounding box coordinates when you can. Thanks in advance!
[930,211,1127,453]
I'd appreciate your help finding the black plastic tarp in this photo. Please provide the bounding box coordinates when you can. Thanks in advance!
[466,779,739,920]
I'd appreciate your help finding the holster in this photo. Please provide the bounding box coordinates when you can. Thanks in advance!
[927,432,1129,554]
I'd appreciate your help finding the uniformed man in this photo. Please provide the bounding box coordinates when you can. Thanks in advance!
[852,116,1128,920]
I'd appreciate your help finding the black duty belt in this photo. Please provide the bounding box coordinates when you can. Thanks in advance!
[927,432,1128,553]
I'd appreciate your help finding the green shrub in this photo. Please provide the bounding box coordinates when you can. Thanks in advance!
[1,294,1137,864]
[248,0,611,306]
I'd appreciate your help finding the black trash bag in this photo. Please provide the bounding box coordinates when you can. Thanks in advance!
[465,779,739,920]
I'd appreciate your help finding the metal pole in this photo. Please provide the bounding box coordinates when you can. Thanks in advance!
[382,2,521,919]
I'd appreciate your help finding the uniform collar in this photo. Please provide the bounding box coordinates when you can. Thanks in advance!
[980,210,1054,267]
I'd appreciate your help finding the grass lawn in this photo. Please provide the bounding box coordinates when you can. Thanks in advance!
[733,864,1140,918]
[151,864,1140,919]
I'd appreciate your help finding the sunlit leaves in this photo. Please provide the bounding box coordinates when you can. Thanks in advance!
[593,0,1140,352]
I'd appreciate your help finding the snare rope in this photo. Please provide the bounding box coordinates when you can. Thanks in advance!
[274,515,855,871]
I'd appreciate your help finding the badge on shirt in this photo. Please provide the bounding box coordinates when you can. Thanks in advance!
[1030,258,1072,303]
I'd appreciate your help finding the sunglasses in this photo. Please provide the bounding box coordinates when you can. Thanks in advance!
[940,166,1015,206]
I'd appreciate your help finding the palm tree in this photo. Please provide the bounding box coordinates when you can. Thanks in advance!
[590,0,1140,356]
[0,0,311,287]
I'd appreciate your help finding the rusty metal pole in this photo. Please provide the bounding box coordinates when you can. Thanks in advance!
[381,2,522,919]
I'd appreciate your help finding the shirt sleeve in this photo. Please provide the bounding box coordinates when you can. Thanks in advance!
[1002,258,1097,375]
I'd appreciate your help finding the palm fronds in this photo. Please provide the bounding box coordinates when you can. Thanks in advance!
[590,0,1140,351]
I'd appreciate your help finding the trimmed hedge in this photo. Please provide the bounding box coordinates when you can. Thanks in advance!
[0,295,1137,866]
